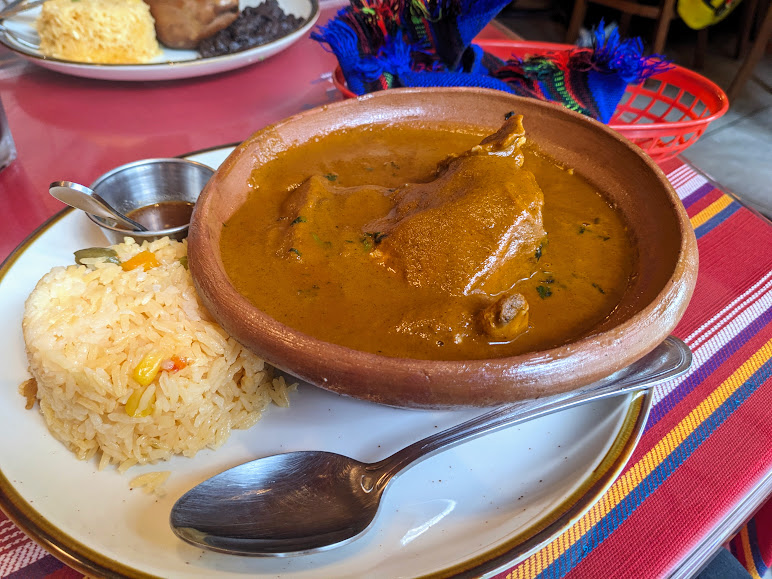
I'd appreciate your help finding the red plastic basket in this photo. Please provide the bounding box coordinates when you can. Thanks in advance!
[332,39,729,162]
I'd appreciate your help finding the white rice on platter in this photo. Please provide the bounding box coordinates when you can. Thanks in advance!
[22,237,294,472]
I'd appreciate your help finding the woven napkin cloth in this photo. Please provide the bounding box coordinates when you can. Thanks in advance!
[312,1,671,123]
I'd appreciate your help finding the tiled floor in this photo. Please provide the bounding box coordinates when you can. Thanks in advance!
[496,4,772,218]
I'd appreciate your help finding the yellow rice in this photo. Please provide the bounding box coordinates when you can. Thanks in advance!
[36,0,161,64]
[22,237,293,471]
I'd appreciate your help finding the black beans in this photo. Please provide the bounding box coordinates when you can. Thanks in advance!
[198,0,305,58]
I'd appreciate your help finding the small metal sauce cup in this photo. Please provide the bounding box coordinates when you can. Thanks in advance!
[87,158,214,245]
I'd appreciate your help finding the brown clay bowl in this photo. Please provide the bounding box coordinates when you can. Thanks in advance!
[188,87,698,409]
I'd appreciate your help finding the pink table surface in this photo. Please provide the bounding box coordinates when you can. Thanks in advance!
[2,4,771,578]
[0,0,515,262]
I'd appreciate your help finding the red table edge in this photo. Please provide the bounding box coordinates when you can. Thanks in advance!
[671,466,772,577]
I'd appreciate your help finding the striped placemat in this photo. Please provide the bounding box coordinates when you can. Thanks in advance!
[1,157,771,578]
[498,158,772,579]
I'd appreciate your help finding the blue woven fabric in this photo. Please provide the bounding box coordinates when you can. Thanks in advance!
[586,69,629,124]
[312,4,671,123]
[399,70,514,91]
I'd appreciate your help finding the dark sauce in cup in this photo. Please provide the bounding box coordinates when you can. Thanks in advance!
[126,201,195,231]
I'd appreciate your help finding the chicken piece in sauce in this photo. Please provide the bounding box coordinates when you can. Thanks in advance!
[272,115,546,343]
[368,114,545,298]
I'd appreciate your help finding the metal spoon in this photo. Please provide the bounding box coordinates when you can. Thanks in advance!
[49,181,148,232]
[170,336,691,557]
[0,0,45,20]
[0,0,46,51]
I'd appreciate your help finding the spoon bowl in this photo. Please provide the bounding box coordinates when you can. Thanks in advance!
[170,336,691,556]
[174,452,377,555]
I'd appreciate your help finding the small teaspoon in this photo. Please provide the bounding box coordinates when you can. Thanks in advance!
[49,181,148,232]
[170,336,691,557]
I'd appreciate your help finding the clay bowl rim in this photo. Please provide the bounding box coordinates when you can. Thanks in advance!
[188,87,698,408]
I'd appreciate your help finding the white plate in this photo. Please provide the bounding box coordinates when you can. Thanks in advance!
[0,0,319,81]
[0,146,653,578]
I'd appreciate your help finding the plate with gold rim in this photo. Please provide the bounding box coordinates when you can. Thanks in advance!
[0,144,652,578]
[0,0,319,81]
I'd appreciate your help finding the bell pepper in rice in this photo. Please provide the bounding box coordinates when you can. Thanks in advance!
[121,250,160,271]
[160,355,188,372]
[171,355,188,371]
[127,352,186,417]
[133,352,164,387]
[74,247,121,266]
[125,385,156,418]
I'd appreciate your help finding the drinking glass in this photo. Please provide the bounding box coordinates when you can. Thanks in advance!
[0,97,17,171]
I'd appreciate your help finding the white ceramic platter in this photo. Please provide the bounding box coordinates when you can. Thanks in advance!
[0,0,319,81]
[0,146,653,578]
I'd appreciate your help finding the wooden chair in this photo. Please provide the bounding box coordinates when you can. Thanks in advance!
[693,0,764,69]
[565,0,678,54]
[727,0,772,100]
[564,0,764,73]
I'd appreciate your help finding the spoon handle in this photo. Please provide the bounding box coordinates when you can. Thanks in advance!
[371,336,691,484]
